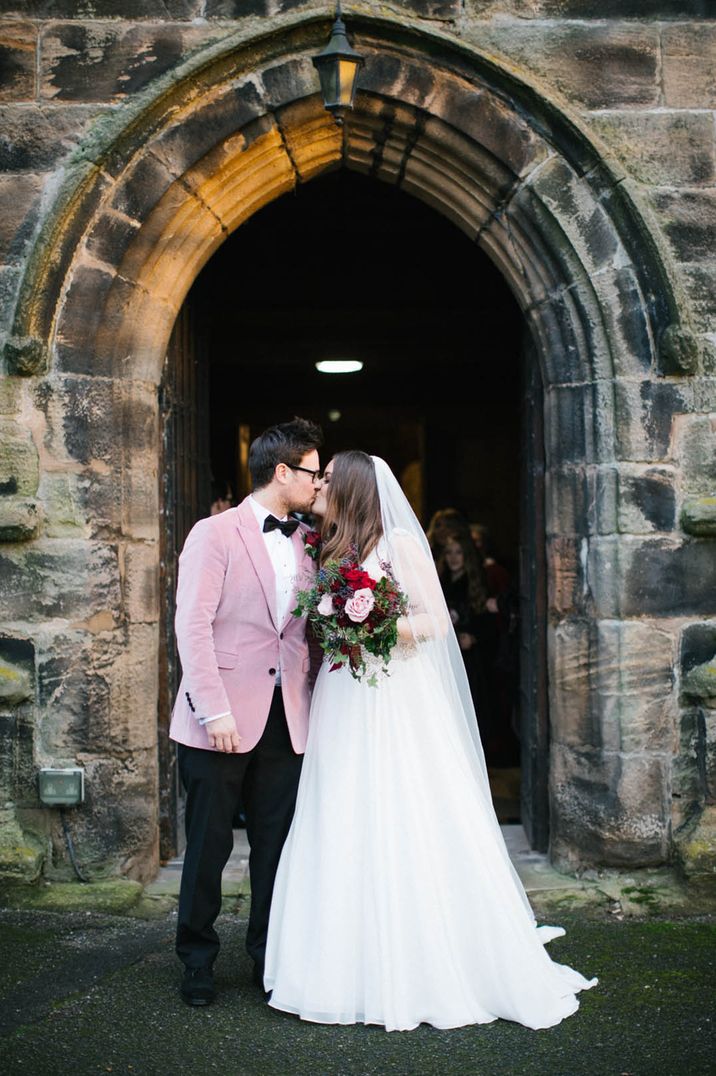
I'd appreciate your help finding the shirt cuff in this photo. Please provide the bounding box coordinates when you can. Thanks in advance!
[198,711,231,726]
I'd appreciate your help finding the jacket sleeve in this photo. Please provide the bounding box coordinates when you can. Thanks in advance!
[174,517,233,720]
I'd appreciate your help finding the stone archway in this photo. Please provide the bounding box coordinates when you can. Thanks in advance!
[5,13,692,880]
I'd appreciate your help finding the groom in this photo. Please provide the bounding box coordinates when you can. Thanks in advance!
[169,417,323,1005]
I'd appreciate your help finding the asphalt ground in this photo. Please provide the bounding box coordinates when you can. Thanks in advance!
[0,903,714,1076]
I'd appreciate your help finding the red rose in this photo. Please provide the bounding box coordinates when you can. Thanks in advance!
[343,567,376,591]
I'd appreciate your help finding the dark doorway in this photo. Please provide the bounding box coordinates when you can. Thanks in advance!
[160,170,548,853]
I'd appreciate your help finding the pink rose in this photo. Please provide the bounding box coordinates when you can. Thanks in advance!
[317,593,335,616]
[345,588,375,623]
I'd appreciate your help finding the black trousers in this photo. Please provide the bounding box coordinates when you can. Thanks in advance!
[176,690,303,972]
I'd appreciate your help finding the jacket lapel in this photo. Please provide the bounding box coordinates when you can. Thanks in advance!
[235,497,279,631]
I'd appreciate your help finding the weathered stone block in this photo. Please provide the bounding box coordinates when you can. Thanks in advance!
[544,382,608,465]
[672,414,716,495]
[594,267,654,378]
[600,692,675,755]
[0,104,107,171]
[681,496,716,537]
[0,21,37,103]
[147,79,265,181]
[40,22,224,104]
[588,112,715,187]
[416,72,549,180]
[534,1,710,14]
[0,816,44,884]
[673,804,716,892]
[0,262,21,333]
[621,538,716,618]
[596,619,675,698]
[524,156,624,279]
[662,24,716,110]
[0,540,121,623]
[4,335,47,376]
[109,151,177,227]
[681,265,716,335]
[0,173,45,265]
[550,744,670,868]
[549,618,599,748]
[0,702,37,807]
[120,541,159,625]
[588,535,716,618]
[36,635,109,756]
[680,621,716,677]
[0,498,41,542]
[0,420,39,498]
[614,379,689,462]
[549,617,675,753]
[54,263,117,377]
[672,706,705,829]
[38,473,88,538]
[471,21,659,111]
[392,0,461,15]
[547,536,586,616]
[263,55,318,112]
[83,208,141,273]
[280,99,341,183]
[18,1,200,15]
[695,375,716,412]
[106,624,159,752]
[545,466,589,537]
[617,465,676,534]
[204,0,269,14]
[53,376,118,467]
[648,189,716,265]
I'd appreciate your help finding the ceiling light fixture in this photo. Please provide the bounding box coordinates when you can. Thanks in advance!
[315,360,364,374]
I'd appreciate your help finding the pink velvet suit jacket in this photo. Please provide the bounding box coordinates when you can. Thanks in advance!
[169,496,317,753]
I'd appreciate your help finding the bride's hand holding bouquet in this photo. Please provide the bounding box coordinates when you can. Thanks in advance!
[292,547,408,685]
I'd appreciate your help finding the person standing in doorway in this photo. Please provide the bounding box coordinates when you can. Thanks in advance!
[169,417,323,1006]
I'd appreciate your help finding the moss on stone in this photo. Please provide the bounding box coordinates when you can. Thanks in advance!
[681,496,716,536]
[0,842,44,881]
[0,878,143,914]
[0,659,33,703]
[682,657,716,701]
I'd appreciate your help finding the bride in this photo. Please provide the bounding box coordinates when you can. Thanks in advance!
[264,451,596,1032]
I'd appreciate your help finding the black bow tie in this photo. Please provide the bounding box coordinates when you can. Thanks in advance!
[263,514,299,538]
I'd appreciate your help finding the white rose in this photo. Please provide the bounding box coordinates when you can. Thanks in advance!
[317,593,335,616]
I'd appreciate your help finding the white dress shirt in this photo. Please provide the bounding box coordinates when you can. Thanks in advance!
[248,495,298,646]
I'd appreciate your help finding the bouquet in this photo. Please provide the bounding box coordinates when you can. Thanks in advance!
[292,549,409,685]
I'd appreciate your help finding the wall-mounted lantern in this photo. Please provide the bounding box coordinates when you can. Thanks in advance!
[312,3,364,124]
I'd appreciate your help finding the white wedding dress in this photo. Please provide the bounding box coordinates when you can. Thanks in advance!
[264,541,597,1032]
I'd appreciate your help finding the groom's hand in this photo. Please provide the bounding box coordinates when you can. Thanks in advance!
[207,714,241,753]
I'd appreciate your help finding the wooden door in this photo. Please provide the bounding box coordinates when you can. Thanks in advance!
[157,301,211,860]
[518,342,550,852]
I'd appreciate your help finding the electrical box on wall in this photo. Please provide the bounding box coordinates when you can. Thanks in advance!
[38,768,85,806]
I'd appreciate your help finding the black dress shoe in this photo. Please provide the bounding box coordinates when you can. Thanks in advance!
[181,964,216,1006]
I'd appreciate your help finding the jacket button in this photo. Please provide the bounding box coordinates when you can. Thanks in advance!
[269,667,276,676]
[279,632,284,640]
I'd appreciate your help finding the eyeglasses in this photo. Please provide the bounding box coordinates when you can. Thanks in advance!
[286,464,323,483]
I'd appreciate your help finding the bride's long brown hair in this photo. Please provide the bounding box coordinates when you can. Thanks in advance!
[320,450,383,566]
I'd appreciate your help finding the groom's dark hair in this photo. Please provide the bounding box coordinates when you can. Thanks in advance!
[249,417,323,489]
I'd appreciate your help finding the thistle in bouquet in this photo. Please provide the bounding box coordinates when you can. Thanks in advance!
[292,546,409,685]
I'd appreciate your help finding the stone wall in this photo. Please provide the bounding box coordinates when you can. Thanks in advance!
[0,1,714,885]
